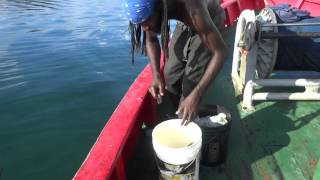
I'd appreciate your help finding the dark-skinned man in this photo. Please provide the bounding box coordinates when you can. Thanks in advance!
[124,0,227,125]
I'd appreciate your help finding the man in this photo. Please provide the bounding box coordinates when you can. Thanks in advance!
[124,0,227,125]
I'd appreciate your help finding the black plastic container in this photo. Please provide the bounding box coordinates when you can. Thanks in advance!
[196,104,232,166]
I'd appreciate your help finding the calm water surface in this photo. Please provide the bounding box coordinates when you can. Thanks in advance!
[0,0,148,179]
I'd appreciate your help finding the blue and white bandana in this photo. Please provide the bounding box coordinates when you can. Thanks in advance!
[123,0,155,24]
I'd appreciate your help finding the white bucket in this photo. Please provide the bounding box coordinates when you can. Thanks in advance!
[152,119,202,180]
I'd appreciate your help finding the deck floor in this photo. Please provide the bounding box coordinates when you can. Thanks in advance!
[200,27,320,180]
[127,27,320,180]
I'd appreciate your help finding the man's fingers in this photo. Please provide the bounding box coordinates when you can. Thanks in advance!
[178,107,184,125]
[186,112,195,126]
[176,105,182,116]
[156,94,162,104]
[181,109,188,126]
[149,87,157,98]
[181,118,186,126]
[181,112,196,126]
[159,84,165,96]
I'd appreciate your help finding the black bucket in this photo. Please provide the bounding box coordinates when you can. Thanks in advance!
[196,104,232,166]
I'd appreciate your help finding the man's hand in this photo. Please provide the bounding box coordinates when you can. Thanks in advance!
[176,92,200,126]
[149,75,165,104]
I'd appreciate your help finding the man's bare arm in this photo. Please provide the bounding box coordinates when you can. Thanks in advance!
[190,5,227,96]
[178,4,227,124]
[146,31,165,100]
[146,31,161,77]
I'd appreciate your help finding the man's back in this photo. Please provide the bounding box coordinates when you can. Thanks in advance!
[167,0,223,30]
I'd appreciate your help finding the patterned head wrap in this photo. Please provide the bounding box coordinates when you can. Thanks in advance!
[123,0,155,24]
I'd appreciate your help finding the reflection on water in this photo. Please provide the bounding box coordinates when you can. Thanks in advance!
[0,0,147,179]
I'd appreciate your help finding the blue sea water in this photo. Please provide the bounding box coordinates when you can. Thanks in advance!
[0,0,148,179]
